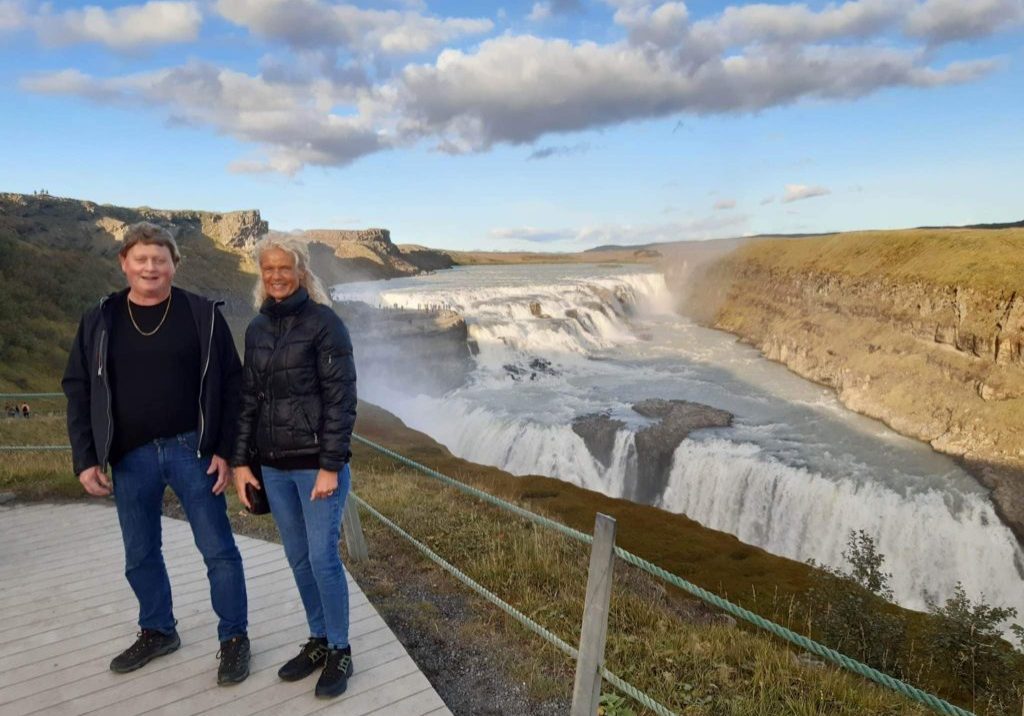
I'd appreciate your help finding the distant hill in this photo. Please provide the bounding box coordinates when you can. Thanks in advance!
[0,192,266,390]
[0,193,458,390]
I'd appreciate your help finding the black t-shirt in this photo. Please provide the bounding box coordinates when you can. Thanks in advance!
[108,287,201,464]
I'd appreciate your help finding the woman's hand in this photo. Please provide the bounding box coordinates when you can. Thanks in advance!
[311,468,338,501]
[234,465,260,510]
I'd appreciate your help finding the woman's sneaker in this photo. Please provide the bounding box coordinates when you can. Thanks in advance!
[278,637,329,681]
[110,628,180,673]
[315,646,353,698]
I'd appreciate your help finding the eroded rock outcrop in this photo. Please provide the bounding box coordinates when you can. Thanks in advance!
[294,229,453,282]
[572,400,733,504]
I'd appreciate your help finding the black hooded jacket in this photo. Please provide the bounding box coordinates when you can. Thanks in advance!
[62,287,243,476]
[231,287,357,471]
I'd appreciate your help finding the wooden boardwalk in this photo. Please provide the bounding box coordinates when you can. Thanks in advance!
[0,502,452,716]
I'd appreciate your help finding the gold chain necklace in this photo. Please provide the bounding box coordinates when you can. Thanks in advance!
[127,291,172,337]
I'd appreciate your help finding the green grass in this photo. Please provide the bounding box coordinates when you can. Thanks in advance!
[727,227,1024,292]
[7,406,1018,713]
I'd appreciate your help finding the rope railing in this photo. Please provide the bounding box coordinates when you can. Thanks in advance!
[351,494,677,716]
[0,393,976,716]
[351,434,975,716]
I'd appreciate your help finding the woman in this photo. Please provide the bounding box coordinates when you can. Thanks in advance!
[232,237,357,698]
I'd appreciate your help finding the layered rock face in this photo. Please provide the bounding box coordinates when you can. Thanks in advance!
[295,229,453,282]
[0,192,266,253]
[681,228,1024,540]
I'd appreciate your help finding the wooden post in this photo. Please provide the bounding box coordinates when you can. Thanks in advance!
[343,493,369,562]
[571,513,618,716]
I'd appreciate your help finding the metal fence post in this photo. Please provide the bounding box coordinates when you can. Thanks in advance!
[571,513,617,716]
[343,491,369,562]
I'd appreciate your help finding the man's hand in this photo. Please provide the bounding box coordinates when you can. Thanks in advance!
[233,465,260,510]
[79,465,112,497]
[207,455,232,495]
[310,469,338,501]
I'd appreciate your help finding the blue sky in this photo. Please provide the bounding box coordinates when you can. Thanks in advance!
[1,0,1022,250]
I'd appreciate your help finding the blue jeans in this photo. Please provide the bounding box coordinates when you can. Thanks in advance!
[112,431,248,642]
[262,464,351,648]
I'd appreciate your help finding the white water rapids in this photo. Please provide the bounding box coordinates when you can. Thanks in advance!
[333,264,1024,624]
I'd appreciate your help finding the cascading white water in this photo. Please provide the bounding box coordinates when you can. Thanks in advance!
[335,264,1024,627]
[660,438,1023,614]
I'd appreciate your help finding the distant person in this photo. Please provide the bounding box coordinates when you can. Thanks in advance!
[62,221,250,684]
[232,237,357,698]
[20,403,30,418]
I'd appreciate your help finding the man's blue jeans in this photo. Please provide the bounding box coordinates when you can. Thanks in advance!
[262,464,351,648]
[112,431,248,642]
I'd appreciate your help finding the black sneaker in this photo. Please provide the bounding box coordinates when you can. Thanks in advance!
[110,628,180,673]
[315,646,354,699]
[278,637,329,681]
[217,634,251,685]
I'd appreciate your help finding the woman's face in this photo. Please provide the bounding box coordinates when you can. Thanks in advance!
[260,247,303,301]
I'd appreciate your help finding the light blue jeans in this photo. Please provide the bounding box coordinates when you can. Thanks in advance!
[262,464,351,648]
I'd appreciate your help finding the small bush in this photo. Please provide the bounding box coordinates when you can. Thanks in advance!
[924,582,1024,710]
[805,530,906,674]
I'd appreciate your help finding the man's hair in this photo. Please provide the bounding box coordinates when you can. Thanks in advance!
[119,222,181,265]
[252,236,332,309]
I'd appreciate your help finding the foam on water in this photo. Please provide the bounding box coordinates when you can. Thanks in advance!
[339,264,1024,626]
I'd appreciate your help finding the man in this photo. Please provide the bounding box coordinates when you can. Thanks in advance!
[62,221,250,684]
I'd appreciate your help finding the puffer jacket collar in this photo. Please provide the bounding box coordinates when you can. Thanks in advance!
[260,286,309,318]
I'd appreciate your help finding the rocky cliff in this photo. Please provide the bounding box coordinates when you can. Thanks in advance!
[0,192,266,252]
[294,228,454,282]
[0,192,267,389]
[680,227,1024,541]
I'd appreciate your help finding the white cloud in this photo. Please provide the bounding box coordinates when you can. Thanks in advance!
[905,0,1024,44]
[782,184,831,203]
[215,0,492,55]
[35,2,201,51]
[490,226,575,242]
[17,0,1014,173]
[714,198,737,210]
[396,36,994,152]
[528,2,551,21]
[0,0,28,32]
[23,63,387,172]
[493,213,751,247]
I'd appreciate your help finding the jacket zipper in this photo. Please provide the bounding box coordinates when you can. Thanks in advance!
[195,302,219,457]
[99,327,113,471]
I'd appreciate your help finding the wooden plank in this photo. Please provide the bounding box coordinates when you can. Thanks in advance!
[0,503,447,716]
[3,610,310,715]
[196,639,413,716]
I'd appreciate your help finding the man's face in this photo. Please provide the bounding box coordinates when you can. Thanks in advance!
[260,248,303,301]
[120,243,176,298]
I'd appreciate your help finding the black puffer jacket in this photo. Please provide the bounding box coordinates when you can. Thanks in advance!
[231,287,357,471]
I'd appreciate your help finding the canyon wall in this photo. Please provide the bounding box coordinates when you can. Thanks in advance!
[680,227,1024,540]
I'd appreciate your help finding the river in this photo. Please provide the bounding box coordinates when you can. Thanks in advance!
[333,263,1024,623]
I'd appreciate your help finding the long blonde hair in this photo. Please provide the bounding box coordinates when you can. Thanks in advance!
[252,236,332,309]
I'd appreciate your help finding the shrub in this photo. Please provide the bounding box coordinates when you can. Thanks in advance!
[805,530,906,674]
